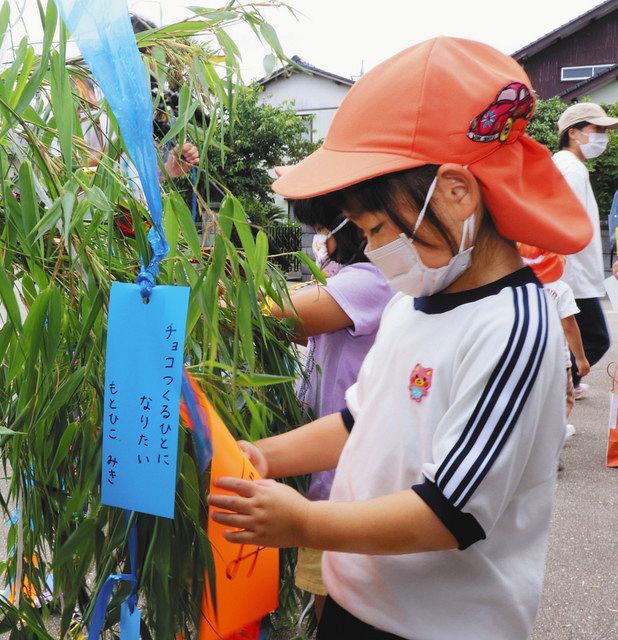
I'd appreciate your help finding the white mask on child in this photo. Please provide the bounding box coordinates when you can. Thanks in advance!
[311,217,350,276]
[364,176,476,297]
[578,132,609,159]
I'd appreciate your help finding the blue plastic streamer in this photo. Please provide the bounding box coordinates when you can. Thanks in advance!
[88,514,139,639]
[181,369,213,475]
[55,0,168,298]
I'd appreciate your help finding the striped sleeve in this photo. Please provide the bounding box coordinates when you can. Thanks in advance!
[413,283,551,549]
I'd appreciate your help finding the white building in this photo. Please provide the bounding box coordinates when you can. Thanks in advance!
[258,56,354,218]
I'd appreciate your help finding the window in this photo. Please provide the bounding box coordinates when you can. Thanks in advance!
[561,64,615,82]
[299,114,314,142]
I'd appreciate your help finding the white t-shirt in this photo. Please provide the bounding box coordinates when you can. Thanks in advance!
[552,150,605,298]
[544,278,579,367]
[323,268,566,640]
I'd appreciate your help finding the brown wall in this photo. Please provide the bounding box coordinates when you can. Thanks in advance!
[519,10,618,99]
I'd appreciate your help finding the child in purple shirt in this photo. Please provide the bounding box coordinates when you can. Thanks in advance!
[271,197,394,617]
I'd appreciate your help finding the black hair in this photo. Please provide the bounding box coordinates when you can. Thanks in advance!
[130,14,157,34]
[558,120,589,150]
[292,197,369,266]
[305,165,499,256]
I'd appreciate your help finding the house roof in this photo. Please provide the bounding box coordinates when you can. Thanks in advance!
[259,55,354,87]
[557,63,618,101]
[512,0,618,61]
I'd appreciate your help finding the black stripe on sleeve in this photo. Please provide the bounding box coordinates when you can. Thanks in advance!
[412,478,486,550]
[340,408,355,432]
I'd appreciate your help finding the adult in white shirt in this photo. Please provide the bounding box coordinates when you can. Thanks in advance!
[553,103,618,397]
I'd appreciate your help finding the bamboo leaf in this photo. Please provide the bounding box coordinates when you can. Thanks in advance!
[0,2,10,52]
[259,22,284,56]
[39,367,86,423]
[296,251,327,284]
[169,191,201,259]
[237,283,255,371]
[0,270,23,334]
[18,161,39,253]
[231,196,255,262]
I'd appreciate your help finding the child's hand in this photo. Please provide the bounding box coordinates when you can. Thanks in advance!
[238,440,269,477]
[208,477,310,548]
[576,357,590,378]
[165,143,199,177]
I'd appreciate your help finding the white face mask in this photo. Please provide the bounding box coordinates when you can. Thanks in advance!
[311,217,350,276]
[364,176,476,297]
[578,132,609,159]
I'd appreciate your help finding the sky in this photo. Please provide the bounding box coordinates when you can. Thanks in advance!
[4,0,608,81]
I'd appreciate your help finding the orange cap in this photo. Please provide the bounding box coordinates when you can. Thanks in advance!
[517,243,565,284]
[273,37,592,254]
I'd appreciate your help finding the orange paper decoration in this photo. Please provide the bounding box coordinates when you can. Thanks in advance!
[180,373,279,639]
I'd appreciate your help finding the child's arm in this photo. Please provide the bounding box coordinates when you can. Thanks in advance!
[269,285,353,344]
[208,479,457,554]
[561,315,590,377]
[240,411,350,479]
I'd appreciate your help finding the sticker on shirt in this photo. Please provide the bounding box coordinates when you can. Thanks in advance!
[409,364,433,403]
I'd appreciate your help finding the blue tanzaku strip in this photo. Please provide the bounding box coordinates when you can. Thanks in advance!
[102,282,190,519]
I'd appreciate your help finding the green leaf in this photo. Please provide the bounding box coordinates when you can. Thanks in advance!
[0,270,23,334]
[237,283,255,371]
[18,160,39,252]
[0,2,10,52]
[253,230,268,289]
[39,367,86,423]
[218,195,233,238]
[231,196,255,262]
[170,192,201,259]
[259,22,284,56]
[163,195,180,259]
[158,98,199,147]
[263,53,276,76]
[296,251,327,284]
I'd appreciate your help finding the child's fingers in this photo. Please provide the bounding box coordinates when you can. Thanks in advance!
[210,510,252,529]
[207,492,252,514]
[213,476,256,496]
[222,528,261,545]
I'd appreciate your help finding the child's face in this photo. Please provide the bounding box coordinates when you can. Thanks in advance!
[314,225,337,255]
[344,207,455,270]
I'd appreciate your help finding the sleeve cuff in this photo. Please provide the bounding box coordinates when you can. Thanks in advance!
[340,408,355,432]
[412,478,486,550]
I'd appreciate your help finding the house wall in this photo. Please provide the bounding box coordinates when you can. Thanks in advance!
[259,73,351,112]
[519,10,618,99]
[588,80,618,104]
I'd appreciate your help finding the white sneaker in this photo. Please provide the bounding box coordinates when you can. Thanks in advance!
[564,423,576,440]
[573,383,589,400]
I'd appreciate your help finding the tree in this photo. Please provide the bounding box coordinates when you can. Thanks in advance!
[208,83,320,227]
[526,96,618,216]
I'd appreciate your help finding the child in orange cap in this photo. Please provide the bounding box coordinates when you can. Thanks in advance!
[518,243,589,438]
[209,37,592,640]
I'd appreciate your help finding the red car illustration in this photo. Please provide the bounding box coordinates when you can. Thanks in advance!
[468,82,535,143]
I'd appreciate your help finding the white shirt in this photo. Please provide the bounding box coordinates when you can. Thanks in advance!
[323,268,566,640]
[544,278,579,367]
[552,150,605,298]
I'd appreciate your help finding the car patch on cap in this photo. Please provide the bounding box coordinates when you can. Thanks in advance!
[409,364,433,403]
[468,82,535,143]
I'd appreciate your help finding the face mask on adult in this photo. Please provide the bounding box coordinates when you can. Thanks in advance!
[364,176,476,297]
[578,132,609,159]
[311,217,350,276]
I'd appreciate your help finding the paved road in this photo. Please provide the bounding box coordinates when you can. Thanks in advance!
[531,300,618,640]
[1,306,617,639]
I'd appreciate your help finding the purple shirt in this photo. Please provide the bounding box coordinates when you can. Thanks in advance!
[296,263,394,500]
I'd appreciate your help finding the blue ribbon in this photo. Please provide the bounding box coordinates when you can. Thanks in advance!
[181,369,213,475]
[55,0,168,299]
[88,514,139,639]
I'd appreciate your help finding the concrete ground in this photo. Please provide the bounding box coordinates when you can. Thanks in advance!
[1,306,617,639]
[530,300,618,640]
